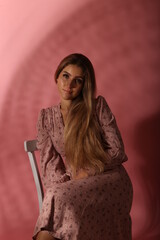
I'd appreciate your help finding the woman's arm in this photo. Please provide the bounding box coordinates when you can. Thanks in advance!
[36,109,70,188]
[96,96,128,169]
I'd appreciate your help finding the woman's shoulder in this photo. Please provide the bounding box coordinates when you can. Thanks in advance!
[95,95,109,108]
[95,95,113,120]
[39,104,60,116]
[37,104,60,128]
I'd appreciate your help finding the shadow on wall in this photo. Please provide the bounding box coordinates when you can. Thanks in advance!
[133,112,160,240]
[0,0,160,239]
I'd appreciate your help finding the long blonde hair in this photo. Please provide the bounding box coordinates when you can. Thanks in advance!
[55,53,110,176]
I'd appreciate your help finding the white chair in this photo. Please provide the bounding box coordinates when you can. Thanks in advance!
[24,139,44,212]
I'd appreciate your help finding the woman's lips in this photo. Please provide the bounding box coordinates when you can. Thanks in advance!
[63,89,72,94]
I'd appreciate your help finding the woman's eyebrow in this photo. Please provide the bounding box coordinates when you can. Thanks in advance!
[63,71,83,79]
[63,70,71,76]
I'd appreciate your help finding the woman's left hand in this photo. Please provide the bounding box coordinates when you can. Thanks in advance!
[74,169,89,180]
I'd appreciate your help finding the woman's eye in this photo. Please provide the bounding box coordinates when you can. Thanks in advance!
[75,78,83,84]
[62,73,69,79]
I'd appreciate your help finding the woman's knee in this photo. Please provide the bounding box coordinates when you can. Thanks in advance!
[36,230,54,240]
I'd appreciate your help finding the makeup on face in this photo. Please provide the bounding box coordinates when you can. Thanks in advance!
[56,64,84,101]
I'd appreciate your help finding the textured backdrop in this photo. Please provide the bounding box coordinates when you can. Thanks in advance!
[0,0,160,239]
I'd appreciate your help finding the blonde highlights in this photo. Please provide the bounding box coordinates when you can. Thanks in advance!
[55,53,110,177]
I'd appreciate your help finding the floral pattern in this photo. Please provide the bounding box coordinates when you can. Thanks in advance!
[33,96,133,240]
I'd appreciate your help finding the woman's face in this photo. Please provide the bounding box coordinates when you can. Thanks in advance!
[56,64,84,101]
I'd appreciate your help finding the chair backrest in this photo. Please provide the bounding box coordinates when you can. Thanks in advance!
[24,139,44,212]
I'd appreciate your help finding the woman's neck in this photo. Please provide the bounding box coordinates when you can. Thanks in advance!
[60,100,72,125]
[60,100,72,112]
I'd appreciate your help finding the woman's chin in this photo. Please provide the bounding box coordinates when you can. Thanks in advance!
[62,95,74,101]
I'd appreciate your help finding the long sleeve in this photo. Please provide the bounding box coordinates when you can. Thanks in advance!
[36,109,70,189]
[96,96,128,169]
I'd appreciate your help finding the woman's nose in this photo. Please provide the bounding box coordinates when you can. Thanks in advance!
[66,79,75,89]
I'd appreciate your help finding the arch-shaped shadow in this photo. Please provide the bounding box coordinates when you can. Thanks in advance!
[0,0,160,239]
[133,112,160,240]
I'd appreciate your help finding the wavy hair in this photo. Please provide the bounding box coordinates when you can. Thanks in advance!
[55,53,110,177]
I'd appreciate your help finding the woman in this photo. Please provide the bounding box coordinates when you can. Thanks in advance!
[34,53,133,240]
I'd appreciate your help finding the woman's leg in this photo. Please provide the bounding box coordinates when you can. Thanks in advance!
[36,230,55,240]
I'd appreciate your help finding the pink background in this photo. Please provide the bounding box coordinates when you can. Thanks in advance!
[0,0,160,239]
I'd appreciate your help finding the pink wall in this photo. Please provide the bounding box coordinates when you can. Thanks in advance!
[0,0,160,239]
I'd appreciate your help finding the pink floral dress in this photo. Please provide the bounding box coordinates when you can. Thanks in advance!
[33,96,133,240]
